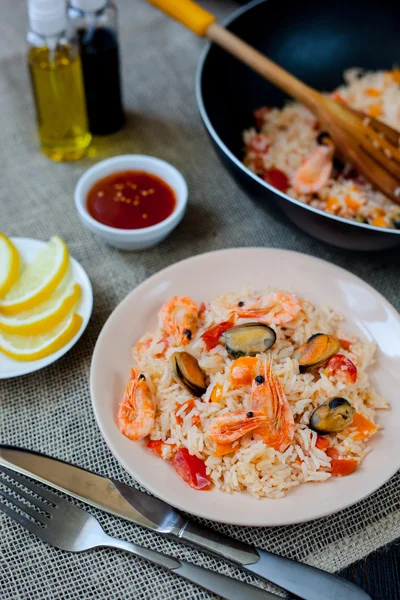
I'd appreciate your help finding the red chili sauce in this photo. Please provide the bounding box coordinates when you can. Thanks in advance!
[87,170,176,229]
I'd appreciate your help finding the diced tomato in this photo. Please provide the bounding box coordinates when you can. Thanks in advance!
[175,399,196,425]
[253,106,270,129]
[171,448,211,490]
[230,356,258,386]
[263,168,289,192]
[339,338,352,350]
[326,447,358,477]
[323,354,357,384]
[349,412,377,441]
[147,440,165,457]
[315,435,330,450]
[198,301,206,316]
[215,442,236,456]
[201,320,234,351]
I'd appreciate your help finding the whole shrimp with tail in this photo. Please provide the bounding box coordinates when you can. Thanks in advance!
[117,369,155,440]
[159,296,198,346]
[251,354,295,452]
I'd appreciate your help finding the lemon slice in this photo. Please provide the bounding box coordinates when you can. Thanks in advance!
[0,281,81,335]
[0,233,20,298]
[0,236,69,315]
[0,313,83,361]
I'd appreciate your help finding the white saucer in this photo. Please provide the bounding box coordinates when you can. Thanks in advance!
[0,237,93,379]
[90,248,400,526]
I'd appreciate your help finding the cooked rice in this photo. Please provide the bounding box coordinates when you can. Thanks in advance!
[243,68,400,229]
[132,289,389,499]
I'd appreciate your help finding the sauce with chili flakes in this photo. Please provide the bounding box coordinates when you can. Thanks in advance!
[87,170,176,229]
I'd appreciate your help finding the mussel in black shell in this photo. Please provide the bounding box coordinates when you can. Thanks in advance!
[294,333,340,372]
[171,352,207,397]
[310,397,355,434]
[220,323,276,359]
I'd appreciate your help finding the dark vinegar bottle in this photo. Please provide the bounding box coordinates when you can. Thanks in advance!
[68,0,125,135]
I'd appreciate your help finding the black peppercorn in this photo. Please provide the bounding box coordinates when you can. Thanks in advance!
[238,301,244,307]
[247,411,254,418]
[138,373,146,380]
[255,375,265,384]
[183,329,192,340]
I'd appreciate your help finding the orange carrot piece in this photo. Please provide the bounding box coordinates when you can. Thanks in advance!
[350,412,377,441]
[368,104,382,117]
[325,196,340,214]
[345,195,362,212]
[366,88,381,97]
[230,356,258,386]
[391,69,400,84]
[215,442,236,456]
[371,216,387,228]
[210,382,223,403]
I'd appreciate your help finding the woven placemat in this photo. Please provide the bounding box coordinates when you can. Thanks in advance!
[1,1,399,598]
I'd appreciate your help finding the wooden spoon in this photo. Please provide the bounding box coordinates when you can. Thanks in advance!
[148,0,400,205]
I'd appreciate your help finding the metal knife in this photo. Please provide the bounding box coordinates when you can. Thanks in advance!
[0,446,371,600]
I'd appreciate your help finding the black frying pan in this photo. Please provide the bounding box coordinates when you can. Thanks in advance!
[196,0,400,250]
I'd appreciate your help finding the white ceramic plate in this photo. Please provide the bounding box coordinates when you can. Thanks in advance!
[0,238,93,379]
[91,248,400,526]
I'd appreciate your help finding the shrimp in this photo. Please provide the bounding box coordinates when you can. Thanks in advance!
[251,355,295,452]
[233,291,302,325]
[209,410,268,444]
[117,369,155,441]
[159,296,198,346]
[292,145,334,194]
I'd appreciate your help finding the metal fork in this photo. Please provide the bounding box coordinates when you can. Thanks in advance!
[0,467,279,600]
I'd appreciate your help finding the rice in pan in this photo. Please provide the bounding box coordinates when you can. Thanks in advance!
[243,69,400,229]
[118,290,388,499]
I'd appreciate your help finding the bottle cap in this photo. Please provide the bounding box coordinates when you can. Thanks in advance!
[28,0,67,36]
[70,0,107,11]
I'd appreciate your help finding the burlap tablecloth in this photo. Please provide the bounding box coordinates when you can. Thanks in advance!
[1,1,399,598]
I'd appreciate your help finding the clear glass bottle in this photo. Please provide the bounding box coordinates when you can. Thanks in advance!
[68,0,125,136]
[27,0,91,161]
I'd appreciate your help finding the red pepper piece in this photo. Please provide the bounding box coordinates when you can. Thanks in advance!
[263,168,289,192]
[201,320,234,351]
[171,448,211,490]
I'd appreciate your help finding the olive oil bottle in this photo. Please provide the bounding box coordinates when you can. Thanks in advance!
[27,0,91,161]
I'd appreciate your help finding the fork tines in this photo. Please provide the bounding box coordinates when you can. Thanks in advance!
[0,467,57,533]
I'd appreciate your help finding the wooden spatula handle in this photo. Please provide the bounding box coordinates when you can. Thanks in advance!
[207,23,320,111]
[148,0,321,110]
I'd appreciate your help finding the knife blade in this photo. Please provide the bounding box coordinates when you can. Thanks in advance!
[0,445,371,600]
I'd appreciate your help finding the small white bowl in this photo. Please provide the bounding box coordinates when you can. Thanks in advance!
[74,155,188,250]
